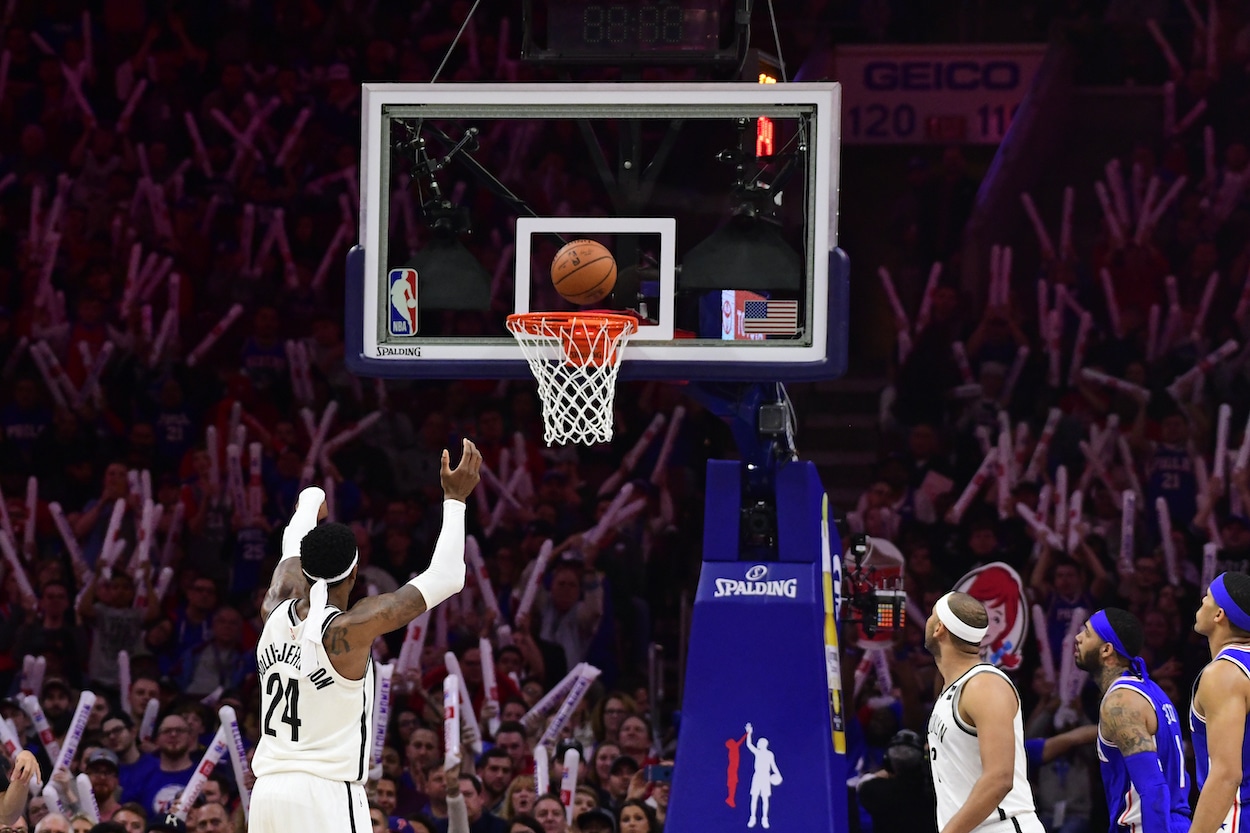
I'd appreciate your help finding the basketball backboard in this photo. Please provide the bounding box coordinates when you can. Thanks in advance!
[345,82,848,382]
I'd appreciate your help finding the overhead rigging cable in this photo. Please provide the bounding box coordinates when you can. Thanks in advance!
[765,0,788,82]
[431,0,485,84]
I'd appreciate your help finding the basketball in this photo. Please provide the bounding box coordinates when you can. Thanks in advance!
[551,239,617,305]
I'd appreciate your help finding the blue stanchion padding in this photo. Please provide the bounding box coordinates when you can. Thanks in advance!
[702,460,742,563]
[775,457,826,564]
[668,460,845,833]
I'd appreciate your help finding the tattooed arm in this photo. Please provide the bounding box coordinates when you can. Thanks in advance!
[322,586,431,678]
[1103,687,1176,833]
[1100,688,1158,756]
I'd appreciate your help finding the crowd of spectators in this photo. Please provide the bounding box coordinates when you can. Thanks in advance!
[853,2,1250,832]
[2,2,1248,833]
[0,2,716,833]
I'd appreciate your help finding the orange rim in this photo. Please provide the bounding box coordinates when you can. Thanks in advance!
[507,312,637,367]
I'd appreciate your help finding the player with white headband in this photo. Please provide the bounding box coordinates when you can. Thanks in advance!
[249,439,481,833]
[925,591,1043,833]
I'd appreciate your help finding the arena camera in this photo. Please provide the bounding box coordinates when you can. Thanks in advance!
[756,402,790,436]
[739,499,778,554]
[841,535,906,637]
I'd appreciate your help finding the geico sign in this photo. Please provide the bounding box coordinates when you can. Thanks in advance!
[862,60,1021,92]
[713,578,798,599]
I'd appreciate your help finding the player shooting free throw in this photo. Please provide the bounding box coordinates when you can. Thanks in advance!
[249,439,482,833]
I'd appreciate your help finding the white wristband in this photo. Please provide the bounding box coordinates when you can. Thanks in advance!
[408,500,467,609]
[281,486,325,561]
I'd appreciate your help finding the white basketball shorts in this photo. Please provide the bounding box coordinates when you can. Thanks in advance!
[250,771,370,833]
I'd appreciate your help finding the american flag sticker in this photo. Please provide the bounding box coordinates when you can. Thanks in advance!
[742,300,799,335]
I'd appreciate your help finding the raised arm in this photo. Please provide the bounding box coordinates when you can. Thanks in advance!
[323,441,482,679]
[77,571,101,621]
[1028,541,1055,598]
[260,486,324,622]
[0,751,39,824]
[1190,663,1250,833]
[942,673,1018,833]
[1101,688,1173,833]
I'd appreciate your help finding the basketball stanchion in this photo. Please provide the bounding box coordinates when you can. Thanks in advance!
[505,312,636,446]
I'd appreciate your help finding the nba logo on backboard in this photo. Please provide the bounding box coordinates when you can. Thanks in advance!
[389,269,419,336]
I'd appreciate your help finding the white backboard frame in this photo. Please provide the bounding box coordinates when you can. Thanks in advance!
[513,216,675,341]
[358,82,840,370]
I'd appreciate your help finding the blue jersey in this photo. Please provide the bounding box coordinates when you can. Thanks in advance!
[1145,444,1197,530]
[1096,675,1190,833]
[1190,644,1250,830]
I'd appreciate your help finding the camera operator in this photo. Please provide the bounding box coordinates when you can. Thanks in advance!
[856,729,939,833]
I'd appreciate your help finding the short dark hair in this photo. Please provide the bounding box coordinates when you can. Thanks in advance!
[407,813,440,832]
[946,592,987,625]
[1223,572,1250,635]
[104,711,135,730]
[550,560,582,580]
[479,747,512,768]
[459,773,482,793]
[1102,607,1144,659]
[500,696,527,714]
[1052,556,1081,575]
[945,592,989,651]
[507,817,544,833]
[301,523,358,583]
[495,720,527,738]
[88,822,128,833]
[207,771,235,798]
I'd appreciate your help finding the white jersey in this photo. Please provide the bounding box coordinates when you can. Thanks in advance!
[928,663,1037,831]
[252,599,375,784]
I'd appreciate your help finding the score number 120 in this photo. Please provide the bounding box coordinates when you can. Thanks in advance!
[846,102,1018,142]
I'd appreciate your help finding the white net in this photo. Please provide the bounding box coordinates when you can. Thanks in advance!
[506,313,637,446]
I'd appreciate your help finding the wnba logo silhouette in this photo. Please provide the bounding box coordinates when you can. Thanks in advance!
[725,722,783,828]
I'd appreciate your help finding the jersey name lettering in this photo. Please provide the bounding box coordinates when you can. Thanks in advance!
[308,667,334,690]
[928,711,949,743]
[258,643,304,677]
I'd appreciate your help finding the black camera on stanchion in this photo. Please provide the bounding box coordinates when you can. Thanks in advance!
[740,500,777,550]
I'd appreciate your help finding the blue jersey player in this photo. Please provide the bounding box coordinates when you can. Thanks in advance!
[1144,412,1198,536]
[1073,608,1190,833]
[1191,572,1250,833]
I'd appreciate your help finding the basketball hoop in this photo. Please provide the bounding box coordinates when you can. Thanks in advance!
[507,312,637,446]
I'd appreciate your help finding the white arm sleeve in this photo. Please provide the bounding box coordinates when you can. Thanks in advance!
[408,500,467,608]
[281,486,325,562]
[446,793,470,833]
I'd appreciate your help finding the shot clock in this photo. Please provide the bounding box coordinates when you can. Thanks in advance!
[522,0,746,65]
[550,1,718,53]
